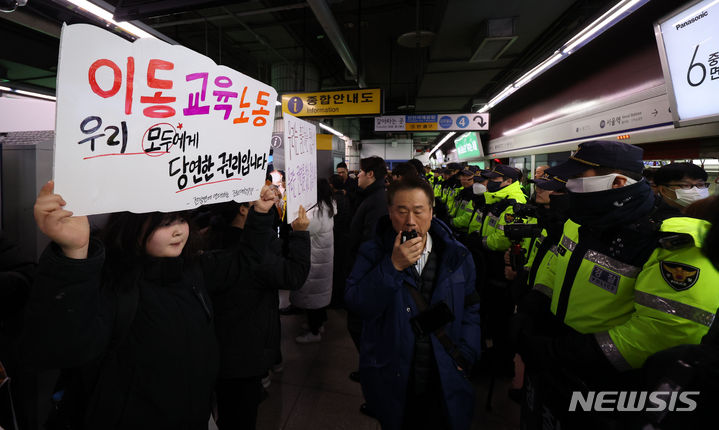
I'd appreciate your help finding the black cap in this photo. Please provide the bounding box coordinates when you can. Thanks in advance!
[484,164,521,181]
[545,140,644,180]
[530,176,566,191]
[459,169,473,176]
[447,162,462,171]
[467,165,480,173]
[478,169,493,179]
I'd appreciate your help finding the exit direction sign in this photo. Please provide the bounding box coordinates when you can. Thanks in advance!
[374,113,489,132]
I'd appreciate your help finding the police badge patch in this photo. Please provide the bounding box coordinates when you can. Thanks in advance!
[660,261,700,291]
[505,213,515,223]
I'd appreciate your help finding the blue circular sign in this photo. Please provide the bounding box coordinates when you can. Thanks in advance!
[455,115,469,128]
[439,116,452,129]
[288,97,303,114]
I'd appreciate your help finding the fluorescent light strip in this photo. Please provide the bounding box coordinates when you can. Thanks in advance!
[319,122,344,138]
[66,0,155,39]
[428,132,456,156]
[563,0,647,54]
[0,85,56,101]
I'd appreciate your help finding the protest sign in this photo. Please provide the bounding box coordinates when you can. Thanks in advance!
[283,115,317,222]
[54,23,277,215]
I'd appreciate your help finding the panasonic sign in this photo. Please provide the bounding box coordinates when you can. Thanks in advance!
[569,391,699,412]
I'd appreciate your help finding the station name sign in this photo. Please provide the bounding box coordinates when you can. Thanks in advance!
[375,113,489,132]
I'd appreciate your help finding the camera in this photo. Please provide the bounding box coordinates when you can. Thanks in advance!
[504,223,542,241]
[401,230,418,243]
[512,203,539,219]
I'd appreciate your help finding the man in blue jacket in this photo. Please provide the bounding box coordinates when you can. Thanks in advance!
[345,175,482,430]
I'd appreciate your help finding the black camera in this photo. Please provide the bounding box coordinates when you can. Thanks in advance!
[512,203,539,219]
[410,301,455,336]
[401,230,419,243]
[504,223,542,241]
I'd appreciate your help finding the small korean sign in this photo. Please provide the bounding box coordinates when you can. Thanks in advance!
[374,113,489,132]
[284,115,317,221]
[282,89,382,117]
[54,24,277,215]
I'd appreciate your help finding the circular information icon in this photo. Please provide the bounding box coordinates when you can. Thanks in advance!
[439,116,453,129]
[287,97,304,114]
[271,135,283,148]
[455,115,469,128]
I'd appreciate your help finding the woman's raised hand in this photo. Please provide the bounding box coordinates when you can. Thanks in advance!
[291,205,310,231]
[253,185,278,214]
[34,181,90,259]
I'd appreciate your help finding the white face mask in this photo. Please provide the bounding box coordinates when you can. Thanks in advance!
[674,187,710,207]
[566,173,638,193]
[473,183,487,195]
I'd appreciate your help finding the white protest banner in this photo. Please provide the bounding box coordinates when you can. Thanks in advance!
[54,24,277,215]
[283,115,317,222]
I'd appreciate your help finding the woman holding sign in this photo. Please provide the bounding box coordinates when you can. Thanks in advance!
[20,181,277,430]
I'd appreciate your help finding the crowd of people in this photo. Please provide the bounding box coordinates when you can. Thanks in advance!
[1,139,718,430]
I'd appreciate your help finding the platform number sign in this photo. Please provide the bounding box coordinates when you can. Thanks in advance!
[455,115,469,128]
[655,0,719,126]
[288,97,304,115]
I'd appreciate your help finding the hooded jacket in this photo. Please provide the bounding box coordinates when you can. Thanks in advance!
[345,216,481,430]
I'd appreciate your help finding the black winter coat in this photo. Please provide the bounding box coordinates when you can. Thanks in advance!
[348,179,388,267]
[212,226,310,379]
[19,210,275,430]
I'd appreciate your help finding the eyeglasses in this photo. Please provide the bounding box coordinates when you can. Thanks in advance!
[663,182,710,190]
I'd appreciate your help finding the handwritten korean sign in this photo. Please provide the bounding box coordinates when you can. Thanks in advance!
[54,24,277,215]
[283,115,317,221]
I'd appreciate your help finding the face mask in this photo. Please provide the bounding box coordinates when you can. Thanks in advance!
[486,181,503,192]
[674,187,710,207]
[473,183,487,195]
[566,173,638,193]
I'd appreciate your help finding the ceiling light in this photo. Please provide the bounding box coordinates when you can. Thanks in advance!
[476,0,649,117]
[319,122,344,138]
[562,0,648,55]
[428,132,456,156]
[0,85,56,101]
[65,0,155,39]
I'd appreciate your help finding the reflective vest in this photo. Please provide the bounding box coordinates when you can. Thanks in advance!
[479,182,528,251]
[451,199,475,230]
[546,217,719,370]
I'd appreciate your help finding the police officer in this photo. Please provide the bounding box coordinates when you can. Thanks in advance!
[515,141,719,427]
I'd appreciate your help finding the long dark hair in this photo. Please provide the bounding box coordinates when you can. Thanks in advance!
[317,178,335,217]
[100,211,199,287]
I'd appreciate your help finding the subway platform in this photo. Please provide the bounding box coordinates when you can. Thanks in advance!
[249,292,519,430]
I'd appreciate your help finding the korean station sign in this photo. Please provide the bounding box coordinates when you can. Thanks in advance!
[454,132,483,159]
[281,88,382,117]
[374,113,489,132]
[655,0,719,126]
[54,24,277,216]
[283,115,318,222]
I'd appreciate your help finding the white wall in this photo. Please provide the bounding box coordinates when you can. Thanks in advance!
[0,96,56,132]
[359,139,413,160]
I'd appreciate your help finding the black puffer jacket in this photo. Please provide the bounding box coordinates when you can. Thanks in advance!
[212,225,310,379]
[19,210,274,430]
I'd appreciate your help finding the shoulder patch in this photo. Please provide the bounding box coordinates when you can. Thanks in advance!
[660,261,700,291]
[504,213,515,224]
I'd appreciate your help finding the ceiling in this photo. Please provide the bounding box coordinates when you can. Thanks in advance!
[0,0,616,147]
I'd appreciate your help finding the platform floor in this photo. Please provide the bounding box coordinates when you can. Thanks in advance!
[253,295,520,430]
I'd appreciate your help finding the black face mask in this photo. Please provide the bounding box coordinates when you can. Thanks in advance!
[486,181,503,192]
[568,180,655,230]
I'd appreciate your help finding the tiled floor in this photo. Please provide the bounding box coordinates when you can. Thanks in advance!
[255,296,520,430]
